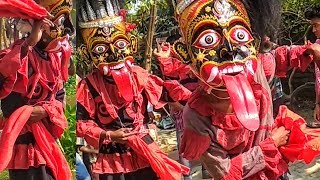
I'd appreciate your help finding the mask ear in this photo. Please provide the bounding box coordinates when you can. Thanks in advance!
[77,44,95,75]
[172,40,191,64]
[77,44,90,64]
[129,35,138,54]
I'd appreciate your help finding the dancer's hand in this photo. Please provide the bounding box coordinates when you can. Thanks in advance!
[25,18,54,47]
[110,128,139,143]
[153,42,171,58]
[271,126,290,147]
[28,106,48,124]
[305,43,320,63]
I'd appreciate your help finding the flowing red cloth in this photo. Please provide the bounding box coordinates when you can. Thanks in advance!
[0,106,71,180]
[0,0,47,19]
[274,46,313,78]
[275,105,320,164]
[127,135,190,180]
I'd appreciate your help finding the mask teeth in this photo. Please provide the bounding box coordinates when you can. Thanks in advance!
[103,66,109,75]
[126,60,133,67]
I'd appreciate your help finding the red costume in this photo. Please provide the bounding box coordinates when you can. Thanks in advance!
[76,0,190,179]
[0,0,74,179]
[170,0,319,179]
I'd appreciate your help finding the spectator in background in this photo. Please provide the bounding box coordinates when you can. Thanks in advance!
[305,6,320,123]
[76,152,91,180]
[76,137,99,180]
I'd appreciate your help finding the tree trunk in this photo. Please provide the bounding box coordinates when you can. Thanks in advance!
[144,4,157,73]
[0,18,9,49]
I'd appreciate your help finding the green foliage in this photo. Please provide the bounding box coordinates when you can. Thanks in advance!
[0,171,8,180]
[65,56,76,97]
[280,0,320,44]
[60,104,76,169]
[125,0,176,71]
[65,75,76,97]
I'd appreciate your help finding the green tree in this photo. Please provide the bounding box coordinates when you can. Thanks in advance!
[125,0,176,73]
[279,0,320,45]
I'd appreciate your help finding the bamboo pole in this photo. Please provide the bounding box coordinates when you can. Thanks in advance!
[3,19,9,48]
[144,3,157,73]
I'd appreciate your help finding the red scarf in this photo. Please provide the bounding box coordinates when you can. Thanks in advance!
[0,0,46,19]
[127,135,190,180]
[0,106,71,180]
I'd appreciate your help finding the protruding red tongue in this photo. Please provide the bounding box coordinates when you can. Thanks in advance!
[111,68,134,102]
[222,73,260,131]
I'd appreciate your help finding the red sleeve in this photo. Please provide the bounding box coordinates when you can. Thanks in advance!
[157,57,181,79]
[76,79,106,149]
[258,138,289,179]
[133,66,191,108]
[144,75,192,109]
[163,80,192,102]
[157,56,191,80]
[0,40,29,99]
[289,45,313,72]
[77,120,105,149]
[274,45,313,77]
[143,74,165,109]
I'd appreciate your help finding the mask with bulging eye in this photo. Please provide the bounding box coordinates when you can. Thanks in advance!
[173,0,264,132]
[173,0,258,87]
[79,25,138,76]
[37,0,74,51]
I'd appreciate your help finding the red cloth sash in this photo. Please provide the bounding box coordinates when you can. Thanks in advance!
[127,135,190,180]
[0,0,47,19]
[0,106,71,180]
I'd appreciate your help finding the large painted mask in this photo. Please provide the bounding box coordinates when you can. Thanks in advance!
[174,0,261,131]
[37,0,74,51]
[78,0,138,75]
[77,0,138,102]
[173,0,258,87]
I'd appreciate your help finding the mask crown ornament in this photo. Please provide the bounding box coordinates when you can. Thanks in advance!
[79,0,123,29]
[37,0,72,19]
[34,0,74,52]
